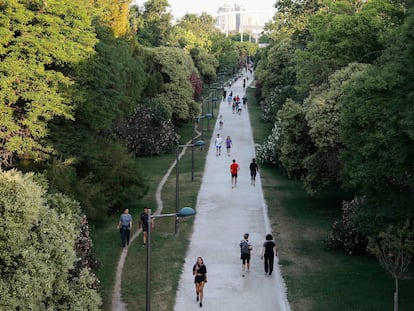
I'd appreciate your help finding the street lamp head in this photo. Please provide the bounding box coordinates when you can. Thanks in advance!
[177,207,196,218]
[194,140,206,147]
[205,113,213,119]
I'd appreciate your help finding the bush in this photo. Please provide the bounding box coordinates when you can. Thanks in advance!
[327,197,368,255]
[257,120,282,166]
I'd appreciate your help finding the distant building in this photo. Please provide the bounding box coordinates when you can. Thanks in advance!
[214,3,267,40]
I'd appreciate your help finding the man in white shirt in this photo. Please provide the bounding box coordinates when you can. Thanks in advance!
[215,133,223,156]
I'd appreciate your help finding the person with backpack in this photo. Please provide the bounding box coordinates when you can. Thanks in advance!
[261,234,278,276]
[240,233,252,277]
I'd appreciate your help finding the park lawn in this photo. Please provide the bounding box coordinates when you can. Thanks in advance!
[246,87,414,310]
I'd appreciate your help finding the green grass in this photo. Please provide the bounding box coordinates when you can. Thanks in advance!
[247,86,414,310]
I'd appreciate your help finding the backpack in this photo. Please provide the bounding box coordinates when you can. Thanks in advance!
[241,240,250,255]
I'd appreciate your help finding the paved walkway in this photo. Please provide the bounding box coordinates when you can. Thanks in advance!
[174,73,290,310]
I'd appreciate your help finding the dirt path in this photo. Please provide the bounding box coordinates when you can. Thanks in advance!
[111,133,201,311]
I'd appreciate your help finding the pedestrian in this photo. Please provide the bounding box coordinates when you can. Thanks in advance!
[227,94,232,108]
[139,207,153,247]
[240,233,252,277]
[243,78,246,89]
[225,136,232,156]
[261,234,278,276]
[117,208,132,248]
[230,159,240,188]
[193,256,207,307]
[218,114,224,130]
[249,158,259,186]
[237,102,242,115]
[242,95,247,109]
[222,89,227,102]
[215,133,223,156]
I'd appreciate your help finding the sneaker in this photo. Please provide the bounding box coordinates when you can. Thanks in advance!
[199,302,203,307]
[196,295,199,302]
[142,243,146,248]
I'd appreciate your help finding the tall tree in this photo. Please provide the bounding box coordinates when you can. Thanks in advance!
[0,0,97,166]
[340,0,414,230]
[294,0,404,95]
[136,0,172,47]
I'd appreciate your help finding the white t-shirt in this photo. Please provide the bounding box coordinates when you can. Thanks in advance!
[215,137,223,147]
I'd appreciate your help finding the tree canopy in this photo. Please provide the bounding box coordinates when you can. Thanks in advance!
[0,169,101,310]
[255,0,414,241]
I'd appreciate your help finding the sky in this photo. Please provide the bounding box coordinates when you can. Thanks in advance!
[134,1,277,23]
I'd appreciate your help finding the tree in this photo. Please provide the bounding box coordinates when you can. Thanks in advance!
[302,62,370,193]
[114,100,177,156]
[294,0,404,96]
[136,0,172,47]
[0,169,101,309]
[254,38,297,123]
[190,47,218,84]
[145,47,200,122]
[0,0,97,166]
[368,222,414,311]
[277,99,314,179]
[340,1,414,229]
[166,13,216,51]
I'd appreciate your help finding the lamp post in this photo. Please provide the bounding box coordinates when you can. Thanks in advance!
[146,207,196,311]
[175,141,204,233]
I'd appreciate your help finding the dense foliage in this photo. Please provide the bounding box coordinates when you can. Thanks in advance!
[0,0,256,308]
[255,0,414,251]
[0,169,101,310]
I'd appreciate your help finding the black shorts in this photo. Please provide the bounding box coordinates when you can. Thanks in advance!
[231,173,238,178]
[194,275,206,284]
[250,171,257,177]
[142,225,148,232]
[240,253,251,264]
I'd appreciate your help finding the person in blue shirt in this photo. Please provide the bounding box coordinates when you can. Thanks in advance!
[117,208,132,248]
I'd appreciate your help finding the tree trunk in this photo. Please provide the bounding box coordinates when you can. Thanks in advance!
[394,277,398,311]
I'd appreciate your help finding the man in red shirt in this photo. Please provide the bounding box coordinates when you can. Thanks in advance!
[230,159,240,188]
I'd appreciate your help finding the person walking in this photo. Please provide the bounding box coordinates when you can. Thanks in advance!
[240,233,252,277]
[225,136,232,156]
[117,208,132,248]
[230,159,240,188]
[249,158,259,186]
[193,257,207,307]
[261,234,278,276]
[215,133,223,156]
[139,207,153,247]
[227,93,233,108]
[242,95,247,109]
[218,115,224,130]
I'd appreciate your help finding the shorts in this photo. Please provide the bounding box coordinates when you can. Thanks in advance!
[250,171,257,177]
[231,173,238,178]
[194,275,206,283]
[240,253,251,264]
[142,225,148,232]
